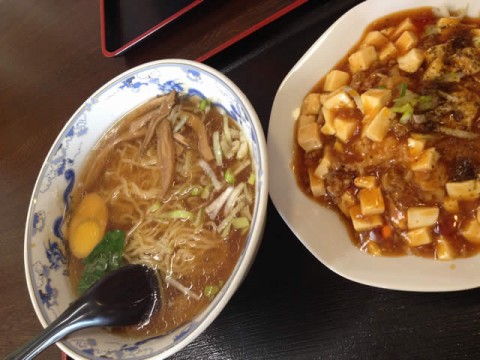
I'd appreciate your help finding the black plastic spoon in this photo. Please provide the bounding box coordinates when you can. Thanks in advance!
[7,264,160,360]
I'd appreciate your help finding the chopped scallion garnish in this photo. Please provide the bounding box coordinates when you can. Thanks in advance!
[232,217,250,229]
[247,172,255,185]
[391,103,414,124]
[198,98,210,112]
[190,186,201,196]
[224,168,235,184]
[193,209,203,227]
[204,285,220,298]
[148,202,161,213]
[160,210,194,221]
[221,221,232,238]
[398,82,407,97]
[417,95,435,111]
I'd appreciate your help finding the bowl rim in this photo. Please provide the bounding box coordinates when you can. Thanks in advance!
[24,58,269,359]
[268,0,480,293]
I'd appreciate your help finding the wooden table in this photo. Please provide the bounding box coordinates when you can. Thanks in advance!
[3,1,480,359]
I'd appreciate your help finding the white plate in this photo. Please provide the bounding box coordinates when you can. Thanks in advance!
[268,0,480,292]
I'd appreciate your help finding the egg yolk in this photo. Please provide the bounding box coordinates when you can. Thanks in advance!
[68,193,108,259]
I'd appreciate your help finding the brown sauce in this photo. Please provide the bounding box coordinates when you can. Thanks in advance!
[294,7,480,259]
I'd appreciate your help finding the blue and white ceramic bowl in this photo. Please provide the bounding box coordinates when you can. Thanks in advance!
[24,59,268,359]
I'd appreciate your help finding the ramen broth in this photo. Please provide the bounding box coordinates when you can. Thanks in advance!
[294,7,480,259]
[67,92,255,337]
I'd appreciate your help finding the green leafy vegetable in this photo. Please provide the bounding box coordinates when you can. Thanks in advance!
[77,230,125,294]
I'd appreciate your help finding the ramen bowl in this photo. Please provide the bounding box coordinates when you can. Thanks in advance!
[268,0,480,292]
[24,59,268,359]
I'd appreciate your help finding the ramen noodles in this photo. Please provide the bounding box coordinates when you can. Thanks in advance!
[67,91,256,336]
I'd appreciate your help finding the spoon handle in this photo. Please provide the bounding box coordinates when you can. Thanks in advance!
[6,301,97,360]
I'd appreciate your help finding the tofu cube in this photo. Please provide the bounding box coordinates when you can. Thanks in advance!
[359,187,385,216]
[435,237,455,260]
[381,26,396,38]
[423,58,444,81]
[446,180,480,200]
[334,117,357,143]
[324,70,351,92]
[308,169,326,197]
[362,30,389,48]
[298,122,322,152]
[395,31,419,52]
[302,93,322,115]
[361,88,392,116]
[314,150,332,178]
[298,114,316,129]
[321,107,336,135]
[406,227,433,247]
[320,93,330,104]
[392,18,416,40]
[350,205,383,232]
[443,197,459,213]
[437,17,461,34]
[471,28,480,37]
[354,176,377,189]
[461,218,480,243]
[407,136,426,158]
[379,42,399,61]
[333,140,344,153]
[411,148,439,171]
[323,89,355,109]
[348,46,378,73]
[364,107,394,142]
[425,44,447,63]
[397,48,425,73]
[407,206,439,229]
[366,241,382,256]
[339,191,356,217]
[471,29,480,48]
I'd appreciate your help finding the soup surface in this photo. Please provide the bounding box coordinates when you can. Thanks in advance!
[67,91,255,337]
[294,7,480,259]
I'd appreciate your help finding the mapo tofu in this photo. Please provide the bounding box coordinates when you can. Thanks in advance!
[294,6,480,260]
